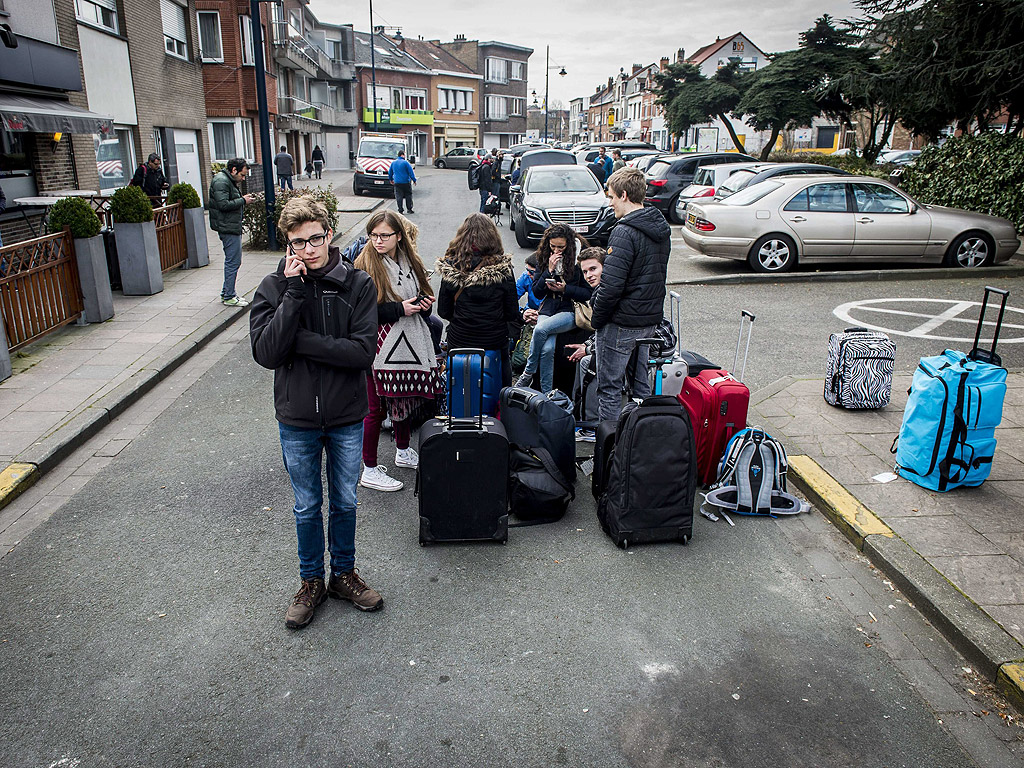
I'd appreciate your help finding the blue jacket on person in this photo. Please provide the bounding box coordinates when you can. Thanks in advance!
[600,155,614,179]
[388,157,416,185]
[516,270,540,310]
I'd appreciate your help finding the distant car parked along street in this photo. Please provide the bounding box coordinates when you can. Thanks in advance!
[681,174,1021,273]
[509,164,616,248]
[435,147,487,170]
[644,152,757,220]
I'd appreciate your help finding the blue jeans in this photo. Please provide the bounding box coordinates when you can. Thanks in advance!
[479,187,490,212]
[278,421,364,580]
[279,174,293,190]
[522,311,576,393]
[219,233,242,300]
[595,322,658,421]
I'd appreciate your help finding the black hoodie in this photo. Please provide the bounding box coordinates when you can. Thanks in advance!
[591,206,670,329]
[250,246,378,428]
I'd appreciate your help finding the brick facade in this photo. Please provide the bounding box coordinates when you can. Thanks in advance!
[51,0,101,193]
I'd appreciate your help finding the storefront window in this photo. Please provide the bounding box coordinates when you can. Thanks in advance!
[0,132,32,177]
[95,128,135,191]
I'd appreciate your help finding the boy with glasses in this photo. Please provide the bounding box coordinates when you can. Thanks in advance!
[250,198,382,629]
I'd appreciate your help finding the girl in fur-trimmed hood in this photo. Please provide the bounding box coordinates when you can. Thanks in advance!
[437,213,520,387]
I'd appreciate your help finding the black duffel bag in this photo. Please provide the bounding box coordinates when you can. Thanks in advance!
[509,446,575,525]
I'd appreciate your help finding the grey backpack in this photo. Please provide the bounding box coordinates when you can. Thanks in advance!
[703,427,807,518]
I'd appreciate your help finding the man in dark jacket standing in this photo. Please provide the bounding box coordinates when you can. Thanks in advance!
[477,155,495,213]
[387,149,417,214]
[250,197,381,630]
[274,145,295,190]
[130,153,169,197]
[208,157,254,306]
[591,166,670,420]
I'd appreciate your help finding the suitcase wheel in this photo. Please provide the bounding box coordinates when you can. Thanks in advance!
[680,536,689,545]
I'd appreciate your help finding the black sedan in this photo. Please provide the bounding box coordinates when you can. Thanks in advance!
[509,165,616,248]
[644,151,756,220]
[713,162,851,200]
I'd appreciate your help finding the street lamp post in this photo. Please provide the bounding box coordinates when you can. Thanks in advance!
[250,0,276,250]
[538,45,566,143]
[369,0,378,132]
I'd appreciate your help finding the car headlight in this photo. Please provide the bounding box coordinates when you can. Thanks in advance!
[599,206,614,219]
[524,205,546,222]
[354,162,365,174]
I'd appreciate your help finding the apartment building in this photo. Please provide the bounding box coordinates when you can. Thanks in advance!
[568,96,589,144]
[439,36,532,149]
[269,0,357,170]
[354,31,433,162]
[586,79,615,145]
[400,37,481,157]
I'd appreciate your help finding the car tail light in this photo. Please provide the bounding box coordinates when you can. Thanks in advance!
[693,218,716,232]
[696,188,714,197]
[647,179,667,188]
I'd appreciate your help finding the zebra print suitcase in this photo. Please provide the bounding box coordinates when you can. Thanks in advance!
[824,328,896,409]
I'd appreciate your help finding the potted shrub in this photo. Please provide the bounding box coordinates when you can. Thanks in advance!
[167,182,209,269]
[110,185,162,295]
[48,197,114,323]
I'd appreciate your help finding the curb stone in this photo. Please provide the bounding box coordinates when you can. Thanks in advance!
[788,454,1024,711]
[0,463,38,510]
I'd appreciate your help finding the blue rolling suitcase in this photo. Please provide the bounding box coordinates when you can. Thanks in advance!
[894,287,1008,492]
[448,349,502,418]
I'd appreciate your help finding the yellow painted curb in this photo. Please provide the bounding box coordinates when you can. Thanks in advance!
[0,462,39,510]
[788,455,894,550]
[997,662,1024,714]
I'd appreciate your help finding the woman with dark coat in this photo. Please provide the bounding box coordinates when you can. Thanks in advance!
[311,145,325,179]
[514,223,593,393]
[437,213,520,386]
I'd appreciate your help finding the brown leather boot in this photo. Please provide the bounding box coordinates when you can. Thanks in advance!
[284,578,326,629]
[328,569,383,612]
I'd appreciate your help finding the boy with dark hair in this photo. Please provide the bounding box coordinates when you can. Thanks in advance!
[208,157,255,306]
[250,197,382,629]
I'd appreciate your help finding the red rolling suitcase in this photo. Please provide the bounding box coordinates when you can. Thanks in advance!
[678,311,754,487]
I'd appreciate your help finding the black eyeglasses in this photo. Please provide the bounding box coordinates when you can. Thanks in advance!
[287,232,329,251]
[369,232,397,242]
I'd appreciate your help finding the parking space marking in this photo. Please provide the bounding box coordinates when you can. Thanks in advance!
[834,298,1024,343]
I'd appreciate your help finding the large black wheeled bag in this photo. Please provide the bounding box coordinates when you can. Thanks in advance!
[597,395,698,548]
[417,349,509,544]
[592,419,618,500]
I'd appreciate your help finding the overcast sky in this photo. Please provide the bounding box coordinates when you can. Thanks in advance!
[309,0,860,107]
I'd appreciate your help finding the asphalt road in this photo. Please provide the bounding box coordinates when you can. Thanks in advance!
[0,167,1021,767]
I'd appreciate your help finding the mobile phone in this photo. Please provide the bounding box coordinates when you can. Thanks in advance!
[415,292,429,303]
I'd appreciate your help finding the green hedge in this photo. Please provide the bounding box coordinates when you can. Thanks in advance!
[166,182,202,209]
[47,197,102,239]
[242,186,340,250]
[110,185,154,223]
[899,133,1024,232]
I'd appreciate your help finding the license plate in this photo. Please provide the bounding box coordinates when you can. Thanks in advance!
[373,180,384,185]
[687,212,696,225]
[571,224,589,233]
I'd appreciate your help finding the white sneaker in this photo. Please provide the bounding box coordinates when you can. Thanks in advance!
[395,447,419,468]
[359,465,404,492]
[221,295,250,307]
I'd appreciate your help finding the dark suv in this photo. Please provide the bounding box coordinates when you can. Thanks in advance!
[645,152,757,221]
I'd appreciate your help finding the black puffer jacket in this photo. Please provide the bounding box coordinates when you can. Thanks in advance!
[437,254,519,350]
[591,206,670,329]
[532,263,593,317]
[250,250,378,428]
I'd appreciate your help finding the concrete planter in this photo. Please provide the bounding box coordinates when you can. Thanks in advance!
[113,220,163,296]
[73,235,115,323]
[182,207,210,269]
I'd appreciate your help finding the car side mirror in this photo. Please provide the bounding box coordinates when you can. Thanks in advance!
[510,185,521,194]
[909,202,918,214]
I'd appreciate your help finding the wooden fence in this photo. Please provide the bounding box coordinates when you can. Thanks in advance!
[153,202,187,272]
[0,230,84,352]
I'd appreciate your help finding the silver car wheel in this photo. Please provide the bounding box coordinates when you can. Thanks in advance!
[955,236,989,268]
[756,239,793,271]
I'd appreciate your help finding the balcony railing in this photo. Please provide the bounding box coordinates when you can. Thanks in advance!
[271,22,355,83]
[279,95,321,121]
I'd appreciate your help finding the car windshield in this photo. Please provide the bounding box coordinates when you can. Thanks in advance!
[718,169,756,195]
[719,180,783,206]
[358,141,402,159]
[526,169,600,194]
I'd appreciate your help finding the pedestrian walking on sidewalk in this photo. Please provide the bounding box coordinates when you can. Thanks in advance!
[250,197,383,629]
[477,155,495,213]
[311,145,325,179]
[354,210,441,492]
[388,150,417,214]
[274,146,295,190]
[207,157,254,307]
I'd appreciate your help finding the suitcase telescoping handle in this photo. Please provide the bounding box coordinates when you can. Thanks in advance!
[446,347,487,431]
[635,337,671,395]
[969,286,1009,365]
[670,291,682,357]
[732,310,755,383]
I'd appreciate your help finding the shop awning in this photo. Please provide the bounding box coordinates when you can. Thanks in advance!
[0,93,114,135]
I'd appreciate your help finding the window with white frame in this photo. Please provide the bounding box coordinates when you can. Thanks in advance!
[485,57,508,84]
[161,0,188,59]
[210,121,237,161]
[240,119,255,161]
[486,95,507,120]
[239,15,255,65]
[365,84,390,109]
[509,97,524,116]
[197,11,222,62]
[75,0,118,33]
[437,88,473,113]
[404,89,426,111]
[510,61,524,81]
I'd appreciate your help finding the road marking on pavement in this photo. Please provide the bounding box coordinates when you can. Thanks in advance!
[833,298,1024,343]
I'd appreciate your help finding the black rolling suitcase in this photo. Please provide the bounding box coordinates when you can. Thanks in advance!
[417,349,509,544]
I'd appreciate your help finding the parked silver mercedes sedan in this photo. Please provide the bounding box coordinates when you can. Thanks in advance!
[681,175,1021,273]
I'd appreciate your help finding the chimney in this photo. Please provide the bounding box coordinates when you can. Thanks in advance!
[607,76,613,89]
[454,34,466,42]
[632,63,642,75]
[676,47,685,63]
[660,57,669,71]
